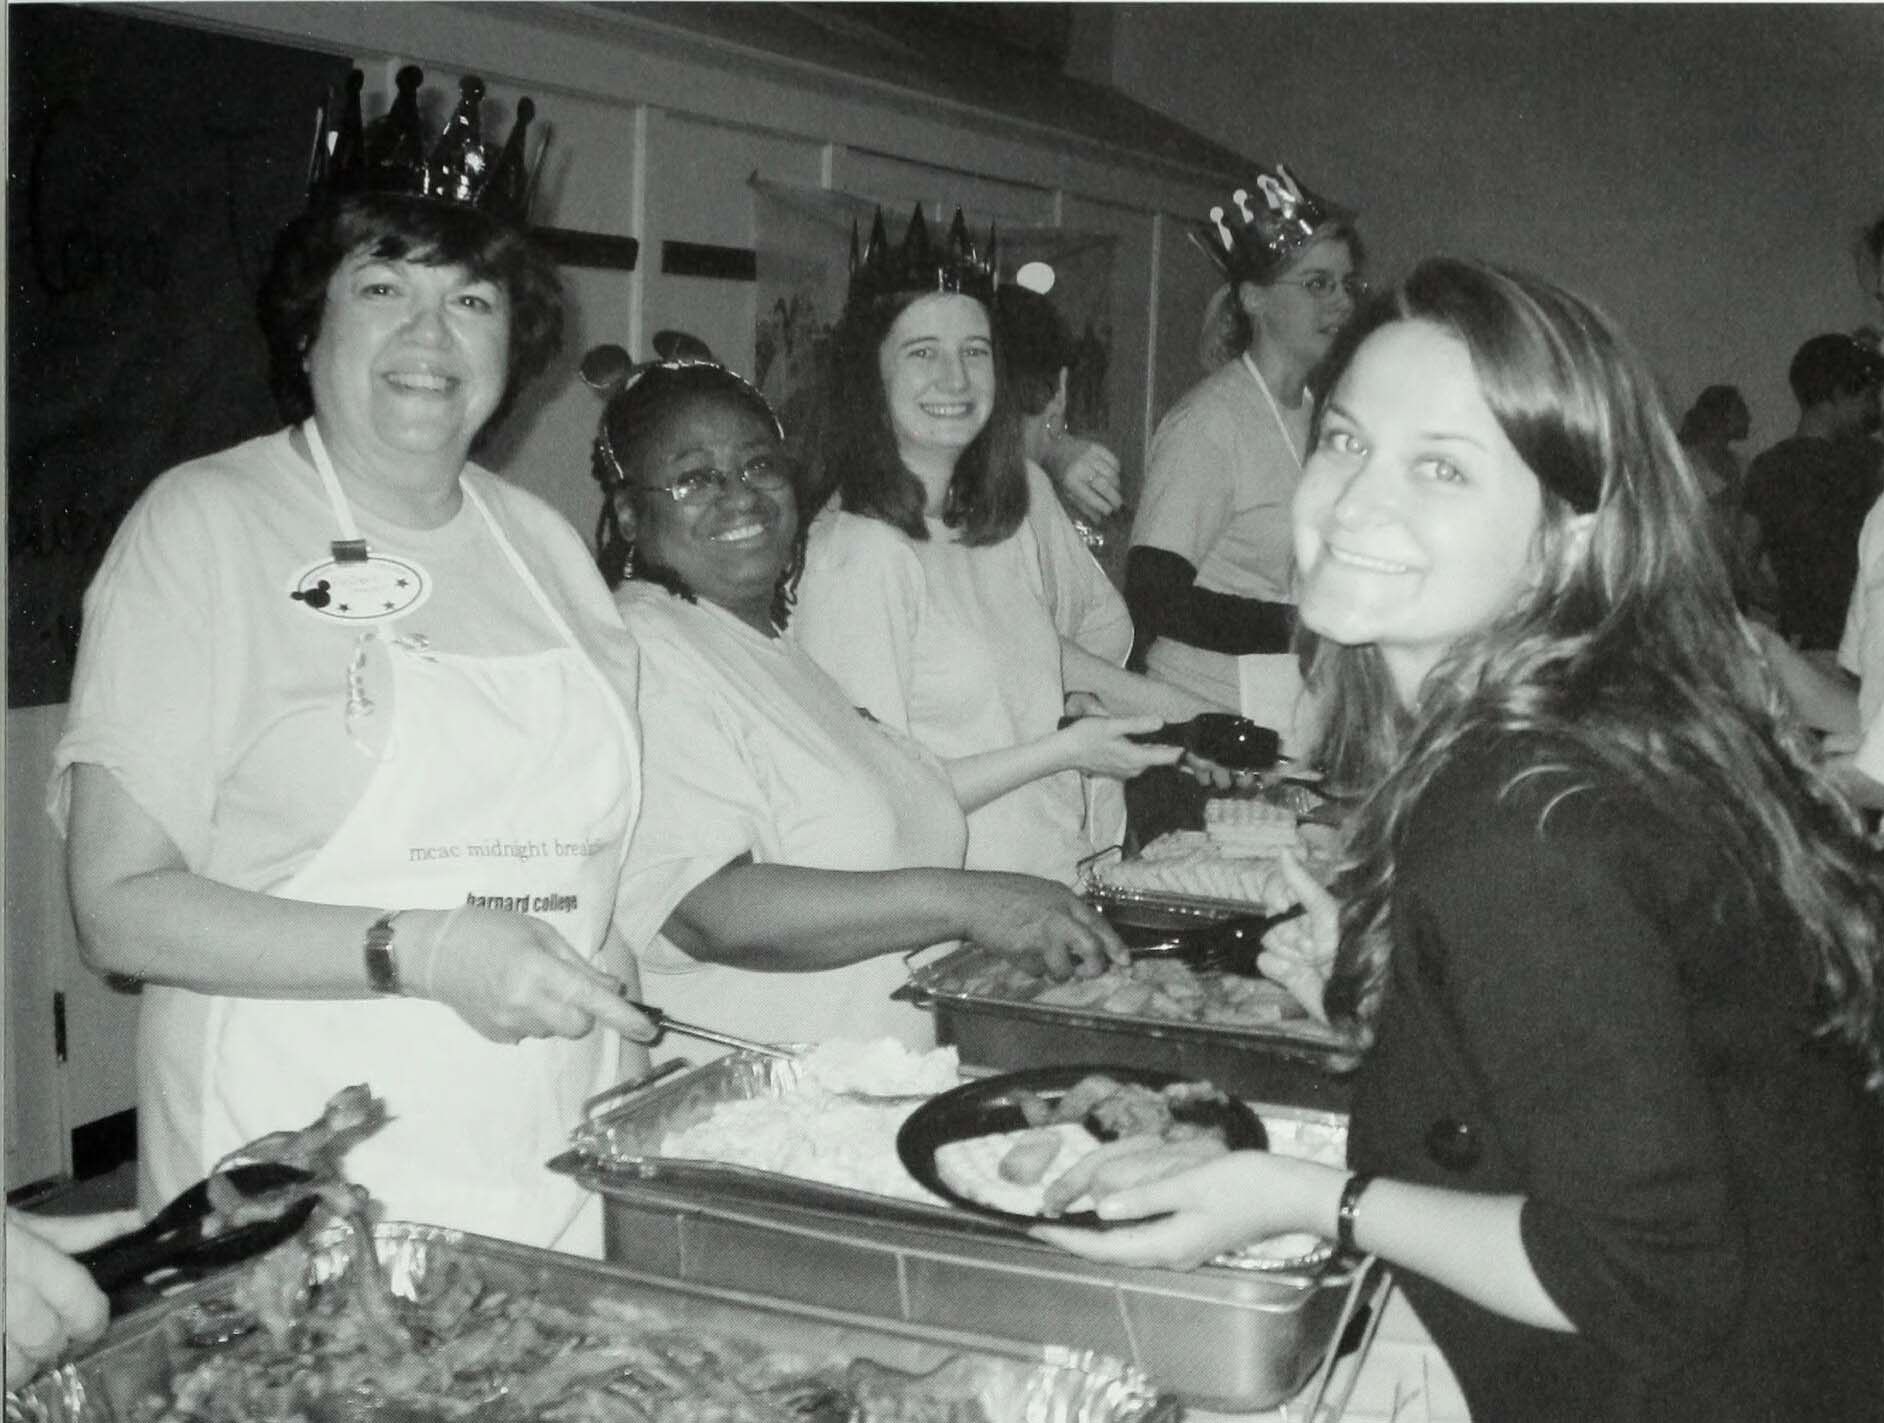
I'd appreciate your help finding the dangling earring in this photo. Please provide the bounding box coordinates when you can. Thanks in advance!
[622,541,637,580]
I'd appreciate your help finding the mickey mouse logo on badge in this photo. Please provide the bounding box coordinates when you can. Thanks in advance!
[286,552,431,623]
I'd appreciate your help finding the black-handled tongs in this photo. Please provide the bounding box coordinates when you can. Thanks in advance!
[1059,711,1286,773]
[1121,904,1307,977]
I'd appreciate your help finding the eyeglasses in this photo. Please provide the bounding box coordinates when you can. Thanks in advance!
[640,453,796,507]
[1273,273,1369,303]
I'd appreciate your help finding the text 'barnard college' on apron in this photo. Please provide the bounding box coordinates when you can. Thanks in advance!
[158,422,639,1254]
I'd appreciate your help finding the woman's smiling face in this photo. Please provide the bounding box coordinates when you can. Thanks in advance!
[307,252,510,468]
[1293,319,1549,703]
[877,293,996,469]
[628,392,797,632]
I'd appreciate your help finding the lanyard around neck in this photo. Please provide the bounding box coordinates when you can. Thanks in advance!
[1240,353,1306,472]
[304,419,372,560]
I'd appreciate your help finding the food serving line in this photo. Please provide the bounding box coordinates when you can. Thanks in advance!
[543,778,1392,1419]
[12,780,1464,1423]
[553,1043,1383,1419]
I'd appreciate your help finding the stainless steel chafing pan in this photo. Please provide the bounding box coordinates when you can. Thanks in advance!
[897,942,1354,1112]
[552,1052,1383,1414]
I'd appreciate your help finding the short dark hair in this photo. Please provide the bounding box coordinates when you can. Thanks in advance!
[1676,384,1748,445]
[1788,333,1884,409]
[992,286,1073,417]
[258,192,564,437]
[801,287,1027,546]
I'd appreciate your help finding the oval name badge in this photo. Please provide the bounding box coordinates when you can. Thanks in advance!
[286,552,431,624]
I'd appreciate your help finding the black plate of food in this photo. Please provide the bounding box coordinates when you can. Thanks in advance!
[896,1065,1266,1230]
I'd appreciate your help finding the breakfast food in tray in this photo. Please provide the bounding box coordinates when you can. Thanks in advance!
[1092,829,1285,902]
[1034,960,1313,1028]
[797,1037,965,1096]
[1203,796,1304,855]
[127,1214,1022,1423]
[1088,797,1342,907]
[929,949,1326,1036]
[657,1040,959,1203]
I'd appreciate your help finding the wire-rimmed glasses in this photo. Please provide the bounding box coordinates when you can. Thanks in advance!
[642,453,797,507]
[1272,272,1369,303]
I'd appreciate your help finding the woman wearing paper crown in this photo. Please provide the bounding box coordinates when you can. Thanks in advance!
[50,67,656,1254]
[1127,163,1365,722]
[793,206,1230,886]
[585,346,1125,1053]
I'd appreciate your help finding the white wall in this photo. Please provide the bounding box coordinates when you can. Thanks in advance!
[152,0,1243,528]
[1111,3,1884,452]
[6,1,1242,1185]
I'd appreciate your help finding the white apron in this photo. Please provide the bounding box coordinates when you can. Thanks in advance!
[154,441,638,1254]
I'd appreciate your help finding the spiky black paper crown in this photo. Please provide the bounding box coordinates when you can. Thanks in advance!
[305,66,542,226]
[1192,163,1346,284]
[848,204,999,309]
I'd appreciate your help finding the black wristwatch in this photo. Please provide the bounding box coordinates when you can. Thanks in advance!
[363,910,403,995]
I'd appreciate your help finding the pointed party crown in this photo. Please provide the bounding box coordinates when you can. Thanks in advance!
[848,204,999,309]
[1191,162,1348,284]
[305,66,543,226]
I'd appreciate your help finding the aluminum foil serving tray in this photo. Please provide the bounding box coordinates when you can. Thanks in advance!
[551,1051,1378,1414]
[5,1219,1178,1423]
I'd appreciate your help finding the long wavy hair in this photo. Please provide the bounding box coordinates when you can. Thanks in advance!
[1313,257,1884,1087]
[799,287,1028,546]
[589,361,804,629]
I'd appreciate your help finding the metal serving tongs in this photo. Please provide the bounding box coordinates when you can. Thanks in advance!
[615,995,934,1105]
[618,996,796,1061]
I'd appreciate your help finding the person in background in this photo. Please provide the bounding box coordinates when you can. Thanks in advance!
[993,273,1127,538]
[1126,163,1364,711]
[1856,209,1884,347]
[1676,384,1752,504]
[1039,258,1883,1422]
[589,354,1126,1050]
[5,1207,141,1384]
[795,206,1225,886]
[49,70,653,1255]
[1740,333,1884,650]
[1675,383,1769,612]
[993,275,1137,850]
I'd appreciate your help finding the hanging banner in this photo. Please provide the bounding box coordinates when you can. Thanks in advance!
[750,177,1118,440]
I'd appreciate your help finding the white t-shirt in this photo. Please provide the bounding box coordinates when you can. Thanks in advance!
[49,429,638,889]
[616,583,967,1050]
[793,507,1093,884]
[1131,354,1308,708]
[1838,492,1884,729]
[1025,460,1131,851]
[1026,460,1132,665]
[1132,353,1308,603]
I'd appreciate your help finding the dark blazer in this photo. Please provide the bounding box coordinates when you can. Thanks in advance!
[1345,735,1882,1422]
